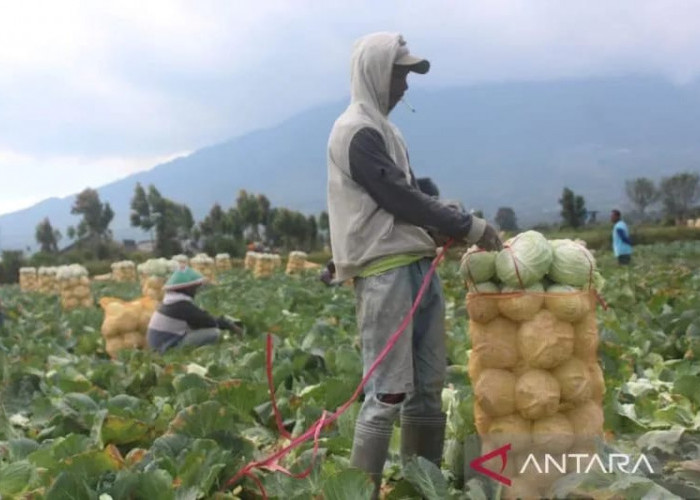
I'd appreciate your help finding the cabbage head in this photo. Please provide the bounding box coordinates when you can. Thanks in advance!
[498,282,545,322]
[467,281,500,294]
[495,231,553,287]
[548,239,597,287]
[545,284,591,322]
[460,248,496,284]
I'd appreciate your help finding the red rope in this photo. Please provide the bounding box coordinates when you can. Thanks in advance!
[223,241,453,495]
[464,248,486,287]
[267,334,292,439]
[577,242,608,310]
[504,234,525,289]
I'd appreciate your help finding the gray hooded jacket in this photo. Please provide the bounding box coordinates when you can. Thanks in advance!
[327,33,483,281]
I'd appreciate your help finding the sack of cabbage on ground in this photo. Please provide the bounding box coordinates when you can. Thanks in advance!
[99,296,157,358]
[461,231,605,498]
[57,264,94,310]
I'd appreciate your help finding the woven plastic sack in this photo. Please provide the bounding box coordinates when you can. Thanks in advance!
[467,289,604,498]
[100,296,157,358]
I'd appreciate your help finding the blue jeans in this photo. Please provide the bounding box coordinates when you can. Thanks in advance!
[353,258,446,427]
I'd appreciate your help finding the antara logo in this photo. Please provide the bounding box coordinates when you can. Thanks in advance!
[469,444,512,486]
[469,443,655,486]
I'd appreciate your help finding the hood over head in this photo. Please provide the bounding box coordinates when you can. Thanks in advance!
[350,32,429,115]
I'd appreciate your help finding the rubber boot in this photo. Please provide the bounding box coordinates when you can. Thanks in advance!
[400,413,447,467]
[350,421,393,500]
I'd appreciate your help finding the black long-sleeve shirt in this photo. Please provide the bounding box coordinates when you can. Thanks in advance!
[348,127,474,239]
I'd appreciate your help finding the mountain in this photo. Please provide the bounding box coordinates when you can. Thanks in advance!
[2,75,700,252]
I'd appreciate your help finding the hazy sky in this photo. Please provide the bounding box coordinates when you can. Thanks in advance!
[2,0,700,215]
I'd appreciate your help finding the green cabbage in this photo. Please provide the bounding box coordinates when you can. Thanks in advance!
[460,248,496,284]
[498,282,545,322]
[495,231,553,288]
[467,281,500,294]
[548,239,597,288]
[545,284,591,322]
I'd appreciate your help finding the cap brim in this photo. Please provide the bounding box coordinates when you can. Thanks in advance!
[163,278,206,291]
[394,54,430,74]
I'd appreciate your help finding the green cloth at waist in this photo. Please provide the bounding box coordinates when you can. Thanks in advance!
[357,254,426,278]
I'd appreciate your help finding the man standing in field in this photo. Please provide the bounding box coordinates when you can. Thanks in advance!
[611,209,632,265]
[326,32,502,495]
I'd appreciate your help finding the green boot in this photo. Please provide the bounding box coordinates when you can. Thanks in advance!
[400,413,447,467]
[350,421,393,500]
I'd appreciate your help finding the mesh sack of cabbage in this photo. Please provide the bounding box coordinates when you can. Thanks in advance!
[215,253,232,272]
[137,258,177,302]
[172,254,189,268]
[254,253,278,278]
[38,266,59,294]
[191,253,217,283]
[110,260,138,283]
[244,251,259,271]
[57,264,94,309]
[19,267,39,292]
[461,232,605,499]
[285,250,308,276]
[100,296,157,358]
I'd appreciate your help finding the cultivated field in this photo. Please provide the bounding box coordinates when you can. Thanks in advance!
[1,241,699,499]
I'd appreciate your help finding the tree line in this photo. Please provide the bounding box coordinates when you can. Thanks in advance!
[32,184,330,261]
[490,171,699,233]
[558,171,699,229]
[27,170,700,261]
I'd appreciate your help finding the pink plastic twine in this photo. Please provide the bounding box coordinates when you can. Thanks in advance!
[223,241,453,496]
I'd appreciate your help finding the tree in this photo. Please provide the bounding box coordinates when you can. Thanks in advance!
[307,214,318,250]
[318,211,329,246]
[71,188,114,240]
[198,203,243,255]
[0,250,26,284]
[135,185,194,256]
[236,190,261,241]
[130,182,155,239]
[35,217,61,253]
[257,194,271,238]
[625,178,659,217]
[268,208,313,251]
[67,226,76,240]
[659,172,700,223]
[495,207,519,232]
[559,188,587,228]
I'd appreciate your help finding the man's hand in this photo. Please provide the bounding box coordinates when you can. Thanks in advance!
[428,231,451,247]
[218,315,244,334]
[475,223,503,251]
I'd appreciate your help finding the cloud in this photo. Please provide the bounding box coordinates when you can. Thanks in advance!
[2,0,700,214]
[0,148,190,215]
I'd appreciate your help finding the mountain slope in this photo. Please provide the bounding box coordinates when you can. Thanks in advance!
[1,76,699,251]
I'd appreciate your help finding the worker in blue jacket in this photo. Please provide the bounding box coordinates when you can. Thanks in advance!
[611,209,632,265]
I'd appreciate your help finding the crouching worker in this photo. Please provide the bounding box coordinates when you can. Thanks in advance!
[147,266,241,354]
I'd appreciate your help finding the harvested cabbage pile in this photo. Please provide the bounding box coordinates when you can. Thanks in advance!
[216,253,233,272]
[19,267,38,292]
[111,260,137,283]
[57,264,93,309]
[460,230,604,294]
[286,251,309,276]
[463,230,605,499]
[100,296,157,358]
[37,266,59,294]
[138,258,177,302]
[255,253,282,278]
[191,253,216,283]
